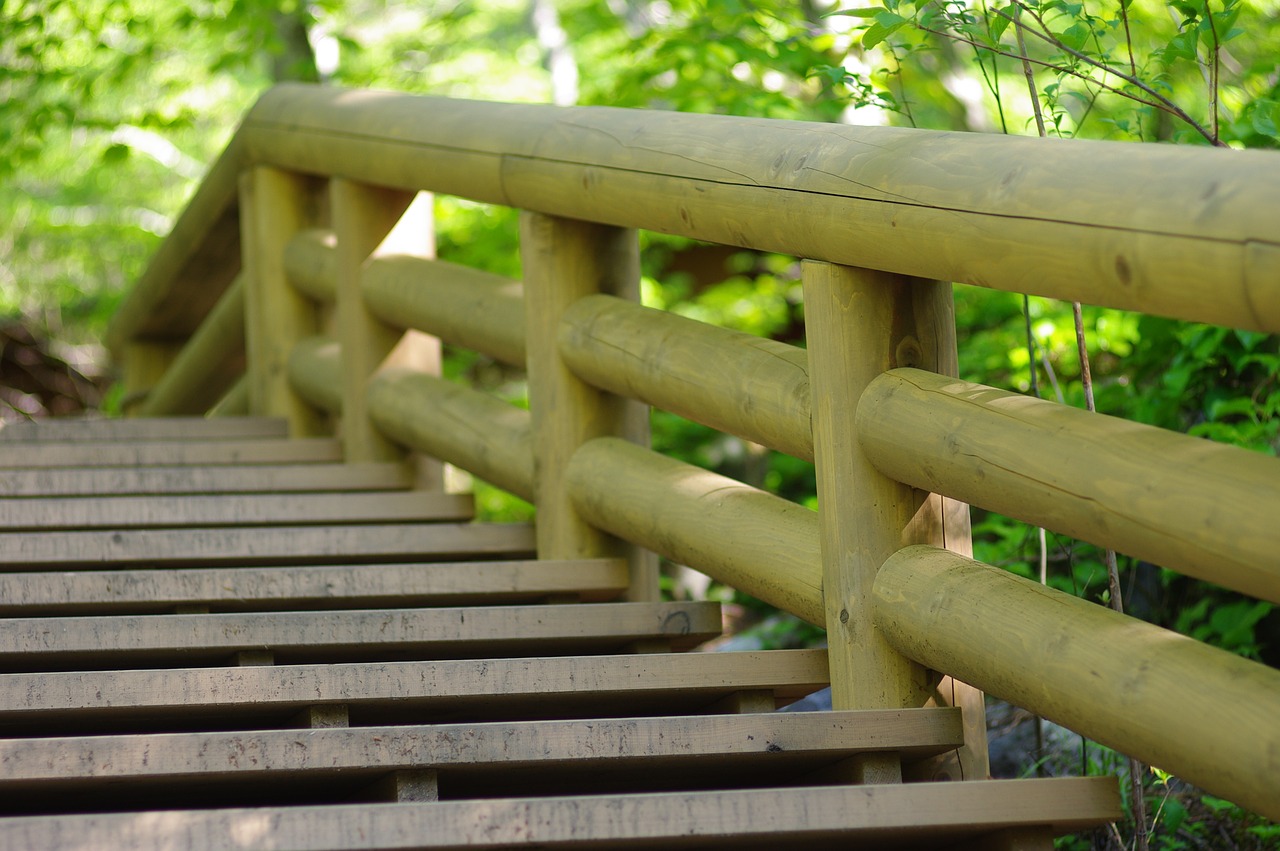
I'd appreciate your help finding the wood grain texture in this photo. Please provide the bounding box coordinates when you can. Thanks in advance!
[520,212,658,600]
[367,368,534,502]
[0,649,830,727]
[566,438,822,625]
[0,462,411,498]
[240,166,324,433]
[364,255,527,368]
[236,84,1279,332]
[0,490,471,530]
[0,778,1120,849]
[859,368,1280,605]
[137,275,247,417]
[0,602,723,668]
[559,294,812,460]
[0,523,535,568]
[0,559,628,615]
[332,181,437,464]
[804,262,987,782]
[0,438,342,469]
[0,416,286,443]
[874,545,1280,821]
[0,709,962,790]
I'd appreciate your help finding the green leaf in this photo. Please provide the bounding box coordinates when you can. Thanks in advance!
[826,7,885,18]
[862,18,907,49]
[1058,22,1092,51]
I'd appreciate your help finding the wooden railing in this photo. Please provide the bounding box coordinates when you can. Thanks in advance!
[108,83,1280,819]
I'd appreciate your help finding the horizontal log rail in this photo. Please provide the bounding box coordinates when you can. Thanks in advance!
[99,82,1280,822]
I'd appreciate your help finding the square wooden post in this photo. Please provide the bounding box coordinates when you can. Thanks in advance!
[239,166,325,435]
[520,212,658,601]
[332,181,441,481]
[803,260,989,783]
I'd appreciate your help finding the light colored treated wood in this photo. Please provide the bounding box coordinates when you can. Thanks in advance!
[0,778,1120,848]
[0,709,962,788]
[0,437,341,469]
[874,545,1280,821]
[118,339,184,414]
[240,165,324,433]
[0,491,471,530]
[859,368,1280,605]
[560,294,812,460]
[209,375,250,416]
[284,228,338,303]
[238,84,1280,332]
[0,649,830,727]
[0,416,286,442]
[295,703,349,728]
[0,558,628,615]
[521,212,658,601]
[288,335,344,414]
[137,275,247,417]
[0,602,723,667]
[0,522,535,568]
[369,770,439,803]
[333,182,440,464]
[364,255,527,367]
[0,462,411,497]
[367,368,535,502]
[566,438,823,625]
[803,261,987,783]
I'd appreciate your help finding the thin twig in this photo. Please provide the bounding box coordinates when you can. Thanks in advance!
[1013,4,1047,136]
[1205,1,1221,144]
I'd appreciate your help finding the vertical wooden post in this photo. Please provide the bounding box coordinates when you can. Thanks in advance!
[520,212,658,601]
[240,166,324,435]
[332,182,441,480]
[803,261,989,783]
[119,340,183,416]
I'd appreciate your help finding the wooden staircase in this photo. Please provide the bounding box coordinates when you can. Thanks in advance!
[0,416,1119,849]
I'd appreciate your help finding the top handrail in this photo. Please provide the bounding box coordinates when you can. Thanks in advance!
[109,82,1280,353]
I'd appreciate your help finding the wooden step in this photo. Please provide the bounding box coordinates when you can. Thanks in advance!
[0,602,724,670]
[0,416,287,442]
[0,490,473,530]
[0,559,629,615]
[0,523,536,569]
[0,462,413,497]
[0,650,830,734]
[0,778,1121,849]
[0,437,342,468]
[0,709,964,810]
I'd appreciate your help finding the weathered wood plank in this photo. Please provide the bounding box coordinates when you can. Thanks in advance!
[0,438,342,469]
[0,559,629,615]
[0,709,962,797]
[0,416,286,443]
[0,602,723,668]
[0,491,471,530]
[0,778,1121,848]
[0,462,412,498]
[0,650,830,731]
[0,523,536,568]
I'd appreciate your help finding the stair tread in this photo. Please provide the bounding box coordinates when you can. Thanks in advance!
[0,650,830,732]
[0,709,962,794]
[0,416,288,443]
[0,490,473,530]
[0,559,629,615]
[0,779,1122,849]
[0,437,342,469]
[0,523,537,568]
[0,602,724,668]
[0,462,413,497]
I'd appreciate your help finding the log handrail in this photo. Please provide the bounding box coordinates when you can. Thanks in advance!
[109,83,1280,820]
